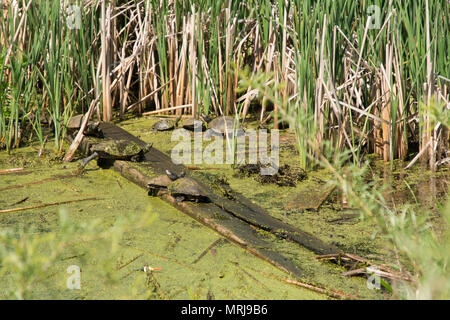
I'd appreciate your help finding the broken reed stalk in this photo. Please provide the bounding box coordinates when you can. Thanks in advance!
[316,252,414,282]
[192,238,223,264]
[247,267,358,300]
[0,167,24,174]
[0,172,79,192]
[141,104,193,116]
[101,0,112,122]
[0,197,99,215]
[63,95,100,162]
[116,253,144,271]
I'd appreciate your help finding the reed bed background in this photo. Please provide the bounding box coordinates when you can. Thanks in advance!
[0,0,449,169]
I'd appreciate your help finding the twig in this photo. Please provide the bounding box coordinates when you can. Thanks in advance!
[231,261,269,290]
[38,136,48,157]
[192,238,223,264]
[316,253,413,282]
[186,166,222,171]
[326,213,359,223]
[126,79,174,112]
[60,181,79,192]
[0,173,78,192]
[247,266,358,300]
[116,253,144,271]
[142,104,193,116]
[8,196,29,207]
[0,167,24,175]
[63,95,100,162]
[0,197,99,215]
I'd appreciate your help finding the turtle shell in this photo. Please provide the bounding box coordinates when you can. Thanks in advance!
[182,118,205,131]
[67,114,102,137]
[147,175,172,196]
[168,177,210,202]
[91,139,145,159]
[152,119,177,131]
[68,114,84,129]
[207,116,244,137]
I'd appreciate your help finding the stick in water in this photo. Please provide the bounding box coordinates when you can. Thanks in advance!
[0,197,99,215]
[0,168,24,175]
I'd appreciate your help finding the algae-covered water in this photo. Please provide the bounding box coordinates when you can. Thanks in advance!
[0,116,447,299]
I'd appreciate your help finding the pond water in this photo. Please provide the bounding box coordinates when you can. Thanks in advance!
[0,116,447,299]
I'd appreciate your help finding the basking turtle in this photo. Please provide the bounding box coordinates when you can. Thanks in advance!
[68,114,102,137]
[204,116,244,139]
[79,139,152,168]
[167,177,210,202]
[68,114,84,129]
[181,114,211,131]
[152,116,181,132]
[181,118,205,131]
[147,174,173,196]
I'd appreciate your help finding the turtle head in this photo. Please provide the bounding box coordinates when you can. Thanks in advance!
[175,115,182,126]
[142,142,153,153]
[200,113,212,124]
[166,169,185,181]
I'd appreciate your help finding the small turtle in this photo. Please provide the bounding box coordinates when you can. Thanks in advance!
[181,114,211,131]
[68,114,84,129]
[147,174,172,196]
[181,118,205,131]
[167,177,210,202]
[67,114,102,137]
[152,116,181,132]
[79,139,152,168]
[204,116,245,139]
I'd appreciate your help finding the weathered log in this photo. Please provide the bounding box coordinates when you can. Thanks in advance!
[67,122,344,282]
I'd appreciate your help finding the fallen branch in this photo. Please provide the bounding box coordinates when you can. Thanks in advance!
[38,136,48,157]
[116,253,144,271]
[0,167,24,175]
[0,197,99,215]
[8,197,29,207]
[247,266,359,300]
[63,95,100,162]
[0,173,79,192]
[280,276,359,300]
[186,166,223,171]
[316,253,414,282]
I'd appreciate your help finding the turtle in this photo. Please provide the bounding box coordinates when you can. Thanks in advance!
[181,114,211,131]
[152,116,182,132]
[167,177,210,202]
[67,114,102,137]
[181,118,205,131]
[204,116,245,139]
[165,169,185,181]
[79,139,152,168]
[147,174,173,196]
